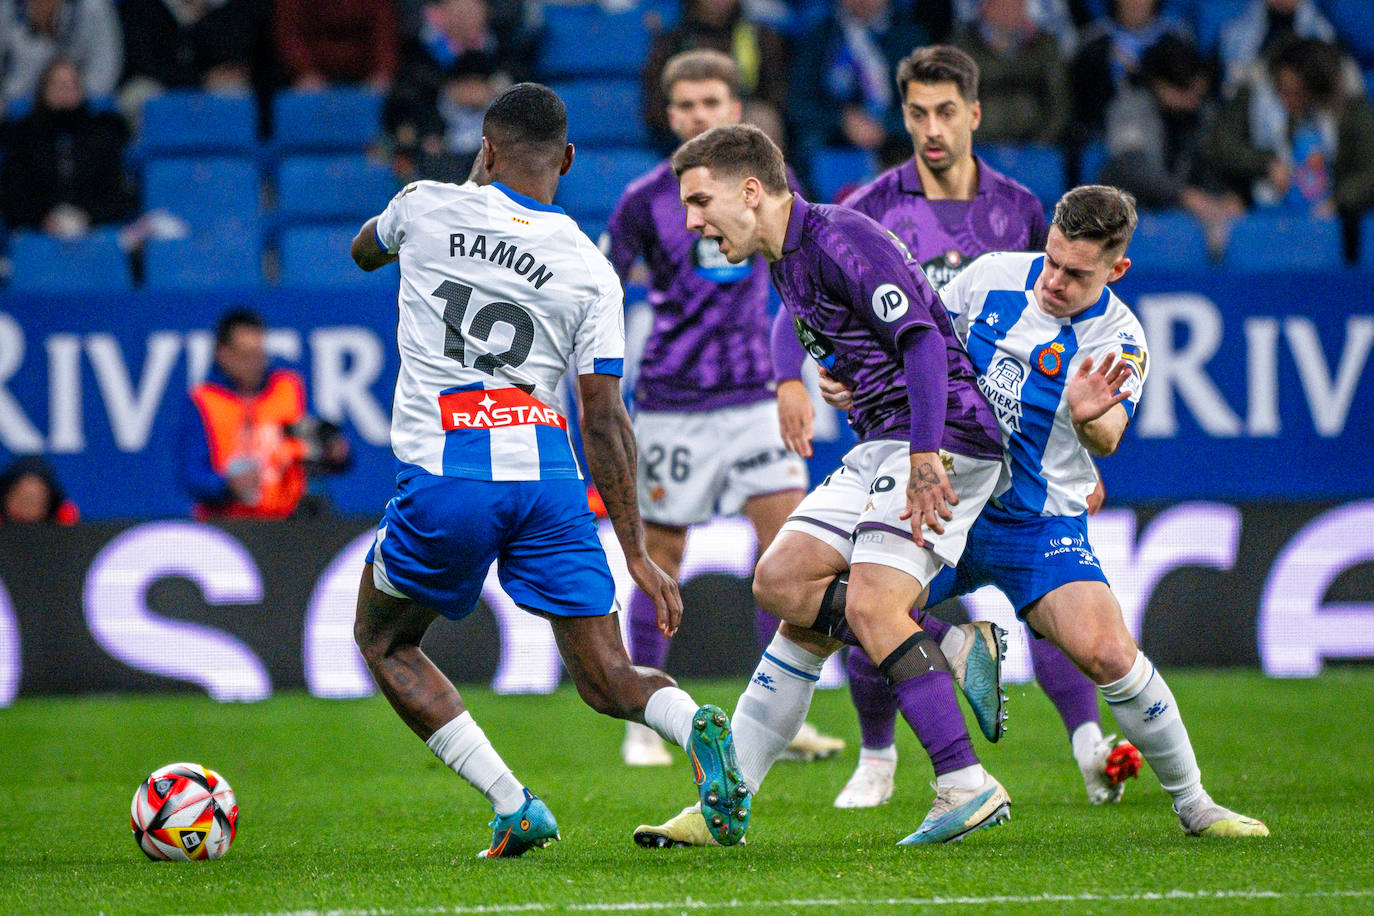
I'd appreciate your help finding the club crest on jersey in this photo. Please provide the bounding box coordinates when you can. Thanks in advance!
[978,357,1025,432]
[1035,342,1066,376]
[920,249,968,291]
[438,388,567,431]
[871,283,909,322]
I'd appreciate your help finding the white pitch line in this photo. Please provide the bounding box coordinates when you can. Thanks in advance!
[167,888,1374,916]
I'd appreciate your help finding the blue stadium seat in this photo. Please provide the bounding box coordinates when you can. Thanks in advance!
[139,91,257,156]
[144,230,261,289]
[276,155,397,225]
[555,149,658,224]
[538,5,652,79]
[1361,213,1374,270]
[811,147,876,204]
[143,157,259,233]
[1127,210,1211,274]
[1076,139,1108,185]
[978,143,1066,210]
[553,79,649,148]
[1223,212,1343,273]
[8,229,132,291]
[272,88,384,154]
[279,224,397,289]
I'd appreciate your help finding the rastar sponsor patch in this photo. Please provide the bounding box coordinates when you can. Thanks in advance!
[438,388,567,431]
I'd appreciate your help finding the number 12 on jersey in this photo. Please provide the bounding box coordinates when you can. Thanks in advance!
[433,280,537,374]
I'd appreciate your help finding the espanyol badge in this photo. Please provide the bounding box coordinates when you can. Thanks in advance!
[1035,341,1066,376]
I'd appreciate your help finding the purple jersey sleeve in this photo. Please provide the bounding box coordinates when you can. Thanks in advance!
[606,187,647,282]
[771,307,806,381]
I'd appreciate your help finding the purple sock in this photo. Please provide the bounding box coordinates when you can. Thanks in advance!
[912,610,952,642]
[627,589,669,670]
[893,669,980,776]
[754,606,779,653]
[846,649,898,749]
[1029,635,1099,736]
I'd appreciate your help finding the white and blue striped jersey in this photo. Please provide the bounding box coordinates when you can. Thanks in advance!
[940,251,1148,517]
[375,180,625,481]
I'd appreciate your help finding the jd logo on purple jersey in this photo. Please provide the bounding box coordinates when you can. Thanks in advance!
[871,283,909,322]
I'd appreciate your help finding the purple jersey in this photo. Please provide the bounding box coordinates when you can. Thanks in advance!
[770,195,1001,459]
[607,161,774,412]
[841,157,1048,290]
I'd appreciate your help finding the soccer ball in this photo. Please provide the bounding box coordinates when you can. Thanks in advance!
[130,762,238,861]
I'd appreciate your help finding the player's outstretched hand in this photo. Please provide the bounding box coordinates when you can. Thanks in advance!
[816,368,854,412]
[777,379,815,458]
[1067,353,1132,425]
[899,451,957,547]
[627,554,683,637]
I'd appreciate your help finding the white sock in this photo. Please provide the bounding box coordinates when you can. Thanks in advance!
[732,633,827,793]
[935,763,986,790]
[1070,721,1106,770]
[938,625,967,660]
[644,685,698,749]
[860,744,898,764]
[426,711,526,815]
[1099,651,1205,808]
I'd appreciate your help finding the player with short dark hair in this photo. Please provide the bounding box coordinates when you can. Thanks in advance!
[816,183,1270,838]
[606,49,842,774]
[640,123,1012,847]
[348,82,751,855]
[814,45,1134,813]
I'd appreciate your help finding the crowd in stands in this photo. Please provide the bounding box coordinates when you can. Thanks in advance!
[1,0,1374,288]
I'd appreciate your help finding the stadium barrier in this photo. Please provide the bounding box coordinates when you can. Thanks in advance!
[1,501,1370,705]
[0,268,1370,519]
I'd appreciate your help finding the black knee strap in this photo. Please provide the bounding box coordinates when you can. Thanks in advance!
[812,574,857,644]
[878,630,951,685]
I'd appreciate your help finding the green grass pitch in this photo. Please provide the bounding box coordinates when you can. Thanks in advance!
[2,669,1372,915]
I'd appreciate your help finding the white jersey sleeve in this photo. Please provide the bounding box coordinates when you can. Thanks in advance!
[376,180,626,482]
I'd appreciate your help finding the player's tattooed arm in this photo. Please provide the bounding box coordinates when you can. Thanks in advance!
[577,373,683,633]
[900,451,957,548]
[351,217,399,271]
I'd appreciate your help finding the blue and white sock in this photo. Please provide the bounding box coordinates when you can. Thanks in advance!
[732,633,827,793]
[1099,651,1205,808]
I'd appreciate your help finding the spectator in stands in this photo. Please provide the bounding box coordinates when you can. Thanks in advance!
[1069,0,1190,139]
[178,308,351,520]
[951,0,1073,52]
[274,0,399,92]
[385,0,512,182]
[0,0,121,111]
[640,0,790,151]
[0,456,78,524]
[789,0,929,174]
[1216,0,1338,98]
[953,0,1068,146]
[1208,37,1374,229]
[1,57,136,238]
[1100,35,1242,257]
[116,0,271,123]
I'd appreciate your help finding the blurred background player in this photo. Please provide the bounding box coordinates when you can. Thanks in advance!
[348,82,751,855]
[606,49,844,768]
[819,45,1136,812]
[177,308,351,519]
[821,185,1267,838]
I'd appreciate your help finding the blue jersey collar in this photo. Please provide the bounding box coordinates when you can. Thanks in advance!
[491,181,565,214]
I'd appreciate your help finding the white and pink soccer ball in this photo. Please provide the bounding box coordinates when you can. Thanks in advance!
[130,762,238,861]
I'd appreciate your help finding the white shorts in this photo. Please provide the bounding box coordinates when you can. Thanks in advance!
[635,400,809,527]
[780,439,1004,588]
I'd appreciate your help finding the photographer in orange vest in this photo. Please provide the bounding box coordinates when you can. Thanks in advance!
[178,308,350,519]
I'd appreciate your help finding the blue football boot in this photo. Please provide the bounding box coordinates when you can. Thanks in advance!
[688,704,751,846]
[477,788,560,858]
[898,774,1010,845]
